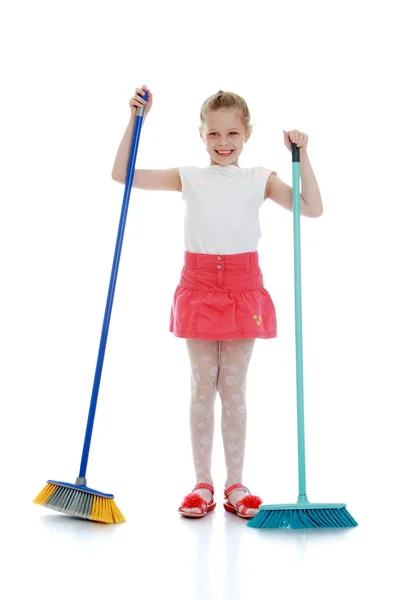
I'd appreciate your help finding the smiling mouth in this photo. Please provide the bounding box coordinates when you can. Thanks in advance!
[216,150,234,156]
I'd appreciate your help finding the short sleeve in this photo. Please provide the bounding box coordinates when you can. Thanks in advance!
[178,166,187,179]
[255,166,277,202]
[178,166,195,201]
[178,166,185,200]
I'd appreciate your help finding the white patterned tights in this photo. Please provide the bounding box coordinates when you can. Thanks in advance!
[183,338,256,513]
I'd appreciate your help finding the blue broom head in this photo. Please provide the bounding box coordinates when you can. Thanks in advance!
[247,501,358,529]
[33,480,125,523]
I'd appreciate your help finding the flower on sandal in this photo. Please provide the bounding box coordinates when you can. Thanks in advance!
[181,493,206,509]
[239,495,262,510]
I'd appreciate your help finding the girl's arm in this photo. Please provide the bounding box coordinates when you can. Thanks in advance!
[113,164,182,192]
[111,113,136,181]
[111,85,181,192]
[298,151,323,217]
[265,151,323,218]
[111,113,181,191]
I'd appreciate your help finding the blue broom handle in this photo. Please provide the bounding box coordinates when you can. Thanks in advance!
[78,92,148,479]
[292,143,307,499]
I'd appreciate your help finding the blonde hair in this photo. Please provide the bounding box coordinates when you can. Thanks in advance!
[200,90,252,131]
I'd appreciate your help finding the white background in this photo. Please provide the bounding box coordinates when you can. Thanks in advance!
[1,1,399,598]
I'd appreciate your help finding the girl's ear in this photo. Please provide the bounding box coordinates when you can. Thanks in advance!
[245,126,253,143]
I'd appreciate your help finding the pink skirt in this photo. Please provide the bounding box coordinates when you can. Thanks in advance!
[169,251,277,340]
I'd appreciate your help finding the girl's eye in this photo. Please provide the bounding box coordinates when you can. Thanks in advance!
[209,132,238,136]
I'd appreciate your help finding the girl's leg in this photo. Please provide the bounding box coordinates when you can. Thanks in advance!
[182,338,219,515]
[218,338,257,513]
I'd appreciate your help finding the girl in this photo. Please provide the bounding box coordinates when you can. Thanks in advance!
[112,85,323,519]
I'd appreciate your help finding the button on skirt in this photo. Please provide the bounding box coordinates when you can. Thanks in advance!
[169,251,277,340]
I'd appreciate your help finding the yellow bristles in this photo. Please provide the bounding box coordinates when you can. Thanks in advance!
[91,495,125,524]
[33,483,58,506]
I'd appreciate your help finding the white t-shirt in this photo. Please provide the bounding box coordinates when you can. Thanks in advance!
[178,164,276,255]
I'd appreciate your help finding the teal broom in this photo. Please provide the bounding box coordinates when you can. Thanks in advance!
[33,91,149,523]
[248,142,358,529]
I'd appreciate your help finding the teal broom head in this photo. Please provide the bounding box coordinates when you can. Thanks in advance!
[247,501,358,529]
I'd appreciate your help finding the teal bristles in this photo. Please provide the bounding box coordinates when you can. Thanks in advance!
[248,503,358,529]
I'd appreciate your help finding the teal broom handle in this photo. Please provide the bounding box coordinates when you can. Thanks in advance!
[292,143,307,500]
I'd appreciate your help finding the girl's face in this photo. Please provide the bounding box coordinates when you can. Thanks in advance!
[200,108,252,167]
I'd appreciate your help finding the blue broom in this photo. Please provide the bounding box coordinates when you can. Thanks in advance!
[33,91,149,523]
[248,142,358,529]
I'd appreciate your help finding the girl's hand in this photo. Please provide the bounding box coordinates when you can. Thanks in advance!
[129,85,153,119]
[283,129,308,153]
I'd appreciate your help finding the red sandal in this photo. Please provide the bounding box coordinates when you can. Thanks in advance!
[178,483,216,518]
[223,483,262,519]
